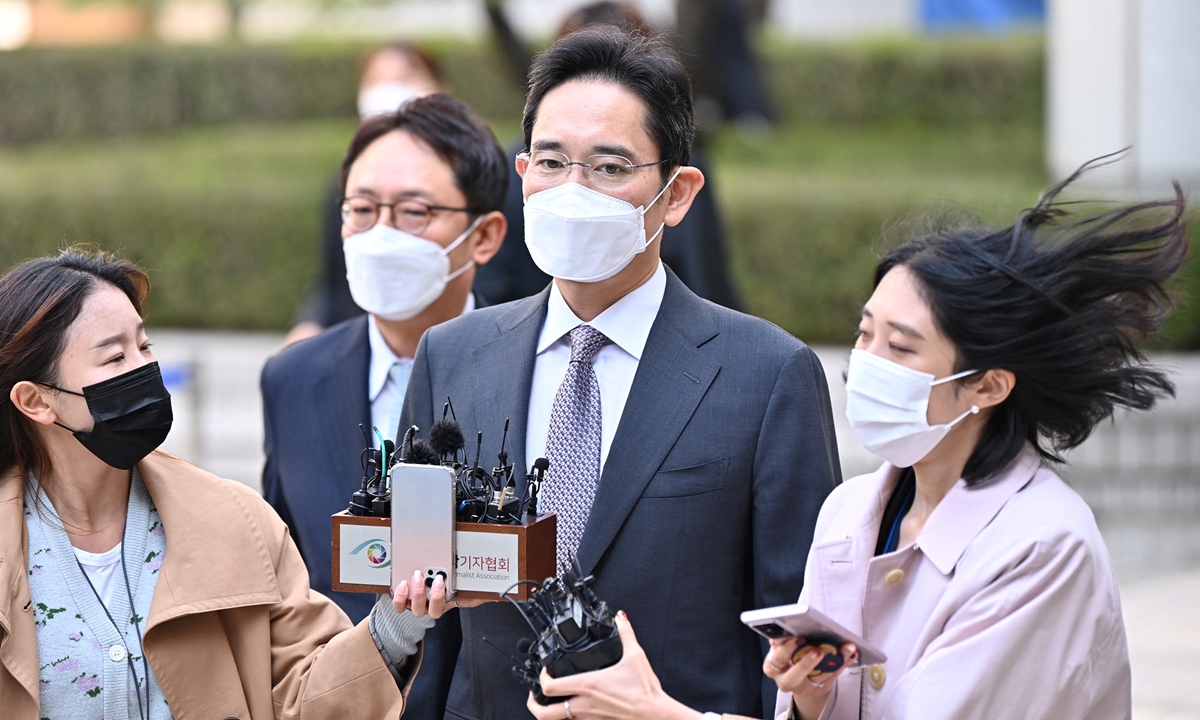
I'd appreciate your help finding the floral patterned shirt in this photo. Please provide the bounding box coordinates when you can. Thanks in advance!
[25,469,171,720]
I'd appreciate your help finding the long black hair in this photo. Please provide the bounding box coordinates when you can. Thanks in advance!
[876,160,1191,485]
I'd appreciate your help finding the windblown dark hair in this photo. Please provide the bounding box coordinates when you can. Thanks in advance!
[0,247,149,482]
[877,159,1190,486]
[523,26,694,182]
[340,93,508,215]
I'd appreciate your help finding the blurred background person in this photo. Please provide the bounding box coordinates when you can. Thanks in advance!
[0,248,452,720]
[260,93,507,718]
[286,41,446,345]
[482,0,744,309]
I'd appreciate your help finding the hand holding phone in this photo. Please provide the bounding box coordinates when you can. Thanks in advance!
[740,602,886,668]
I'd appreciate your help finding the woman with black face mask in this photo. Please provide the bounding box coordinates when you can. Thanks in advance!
[0,248,450,720]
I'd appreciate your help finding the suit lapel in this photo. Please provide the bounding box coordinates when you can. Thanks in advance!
[576,273,721,576]
[469,289,550,479]
[316,317,372,464]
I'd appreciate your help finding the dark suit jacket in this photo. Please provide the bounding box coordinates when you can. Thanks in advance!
[260,314,461,720]
[399,269,840,720]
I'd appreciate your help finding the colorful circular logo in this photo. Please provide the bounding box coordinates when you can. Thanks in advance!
[350,538,391,569]
[365,542,388,566]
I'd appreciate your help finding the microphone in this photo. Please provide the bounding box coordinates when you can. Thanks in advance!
[525,458,550,520]
[503,557,622,705]
[430,416,465,462]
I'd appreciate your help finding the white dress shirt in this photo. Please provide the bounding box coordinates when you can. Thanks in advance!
[369,295,475,436]
[525,262,666,474]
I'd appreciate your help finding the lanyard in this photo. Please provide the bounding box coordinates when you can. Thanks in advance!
[75,526,151,720]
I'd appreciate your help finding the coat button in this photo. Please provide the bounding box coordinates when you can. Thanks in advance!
[108,644,127,663]
[868,664,886,689]
[885,569,905,586]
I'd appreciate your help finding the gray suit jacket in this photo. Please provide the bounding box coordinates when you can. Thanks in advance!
[399,268,840,719]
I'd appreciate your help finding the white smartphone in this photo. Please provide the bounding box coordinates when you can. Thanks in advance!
[740,602,887,667]
[390,463,458,597]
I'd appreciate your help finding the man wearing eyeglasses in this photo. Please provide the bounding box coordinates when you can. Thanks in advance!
[259,93,507,718]
[398,28,840,720]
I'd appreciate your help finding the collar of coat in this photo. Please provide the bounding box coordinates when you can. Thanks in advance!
[0,450,283,638]
[830,447,1042,575]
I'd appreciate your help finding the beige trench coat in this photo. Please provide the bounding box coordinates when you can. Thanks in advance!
[0,451,416,720]
[779,448,1131,720]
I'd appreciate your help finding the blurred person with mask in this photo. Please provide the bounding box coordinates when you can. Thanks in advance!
[287,42,446,345]
[480,0,743,309]
[0,248,454,720]
[260,93,507,718]
[399,27,839,720]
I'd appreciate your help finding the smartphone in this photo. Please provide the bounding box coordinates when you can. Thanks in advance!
[740,603,887,667]
[390,463,458,597]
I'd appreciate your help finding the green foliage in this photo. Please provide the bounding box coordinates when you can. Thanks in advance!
[0,36,1043,145]
[712,123,1048,346]
[0,45,362,144]
[0,120,354,328]
[0,37,1194,349]
[763,35,1044,127]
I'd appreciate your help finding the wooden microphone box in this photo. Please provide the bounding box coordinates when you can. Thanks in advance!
[331,511,557,601]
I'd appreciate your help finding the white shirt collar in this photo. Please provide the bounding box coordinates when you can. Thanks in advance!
[369,294,476,401]
[536,262,666,359]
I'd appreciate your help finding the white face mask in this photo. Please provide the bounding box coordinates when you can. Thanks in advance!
[845,349,981,468]
[522,168,682,283]
[357,82,426,119]
[343,217,481,322]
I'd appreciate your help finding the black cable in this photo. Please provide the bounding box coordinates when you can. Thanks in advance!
[121,539,151,720]
[77,548,148,720]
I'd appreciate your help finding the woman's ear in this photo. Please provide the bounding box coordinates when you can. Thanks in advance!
[10,381,59,426]
[972,369,1015,410]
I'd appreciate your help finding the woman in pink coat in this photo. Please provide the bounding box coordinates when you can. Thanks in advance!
[763,167,1190,720]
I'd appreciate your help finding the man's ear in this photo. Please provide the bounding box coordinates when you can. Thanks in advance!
[470,211,508,266]
[10,381,59,426]
[663,166,705,228]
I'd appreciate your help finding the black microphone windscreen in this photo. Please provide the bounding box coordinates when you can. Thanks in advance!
[429,419,466,457]
[383,439,395,456]
[533,457,550,472]
[516,638,532,654]
[405,439,441,466]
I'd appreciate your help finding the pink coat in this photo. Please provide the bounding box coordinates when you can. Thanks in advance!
[778,448,1131,720]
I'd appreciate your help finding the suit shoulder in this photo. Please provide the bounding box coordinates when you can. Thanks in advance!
[262,316,366,388]
[423,296,542,349]
[701,301,812,362]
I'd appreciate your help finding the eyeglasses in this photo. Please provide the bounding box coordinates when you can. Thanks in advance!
[340,196,474,235]
[516,150,669,190]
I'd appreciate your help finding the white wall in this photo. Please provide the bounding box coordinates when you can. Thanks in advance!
[1047,0,1200,193]
[767,0,916,38]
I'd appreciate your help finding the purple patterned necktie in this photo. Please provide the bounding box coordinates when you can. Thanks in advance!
[542,324,610,575]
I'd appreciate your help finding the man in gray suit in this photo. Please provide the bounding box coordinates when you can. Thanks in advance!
[399,27,840,720]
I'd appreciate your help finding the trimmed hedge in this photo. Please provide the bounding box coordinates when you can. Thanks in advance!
[0,36,1042,145]
[0,42,525,144]
[764,35,1043,126]
[2,37,1193,349]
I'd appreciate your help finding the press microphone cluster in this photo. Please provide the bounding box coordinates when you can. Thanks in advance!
[346,399,549,525]
[503,556,623,705]
[333,397,559,601]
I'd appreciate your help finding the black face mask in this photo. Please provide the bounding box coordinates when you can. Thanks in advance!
[48,361,174,470]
